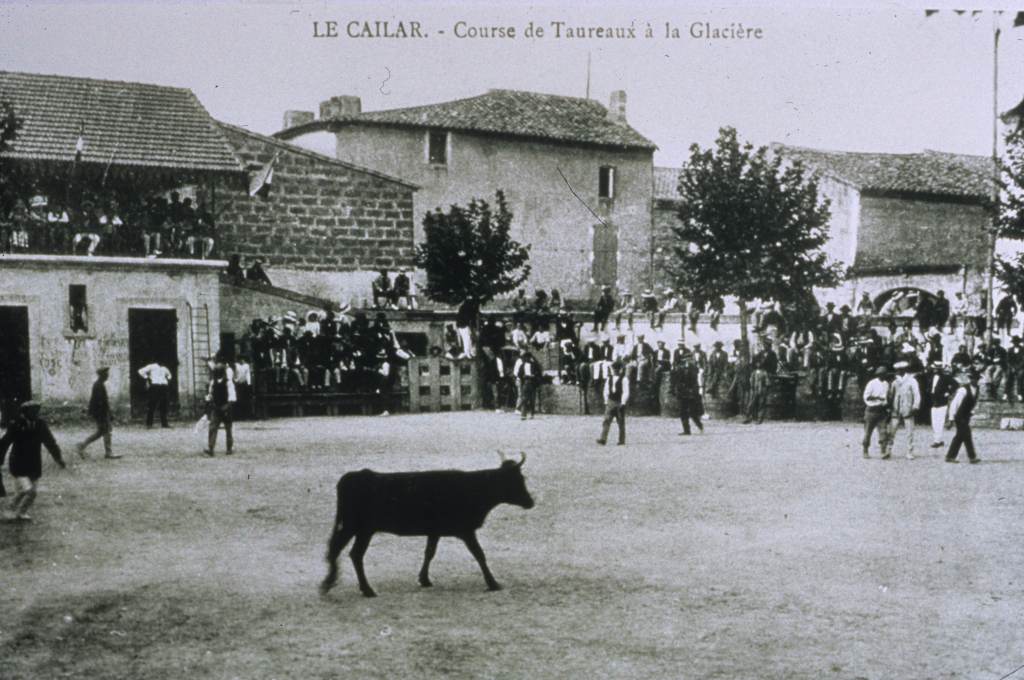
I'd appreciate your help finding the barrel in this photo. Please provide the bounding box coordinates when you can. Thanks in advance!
[765,374,797,420]
[793,370,825,421]
[840,378,865,422]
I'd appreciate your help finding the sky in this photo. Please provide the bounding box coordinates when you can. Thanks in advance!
[2,1,1024,167]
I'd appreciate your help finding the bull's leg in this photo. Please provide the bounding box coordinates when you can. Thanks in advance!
[350,532,377,597]
[320,525,355,596]
[419,535,440,587]
[460,532,501,591]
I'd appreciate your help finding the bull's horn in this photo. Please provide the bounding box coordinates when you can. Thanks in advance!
[496,450,507,462]
[517,452,527,467]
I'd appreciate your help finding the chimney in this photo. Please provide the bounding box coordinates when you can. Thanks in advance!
[319,95,362,120]
[607,90,627,125]
[282,110,315,129]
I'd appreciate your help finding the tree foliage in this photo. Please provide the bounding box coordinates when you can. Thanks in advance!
[414,191,531,306]
[669,127,843,335]
[992,126,1024,292]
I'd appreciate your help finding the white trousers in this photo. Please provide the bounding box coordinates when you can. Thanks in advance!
[931,405,948,444]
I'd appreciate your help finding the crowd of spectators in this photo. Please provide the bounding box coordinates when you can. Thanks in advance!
[0,191,219,259]
[237,310,411,396]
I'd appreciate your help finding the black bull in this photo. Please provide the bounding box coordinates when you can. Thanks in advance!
[320,453,535,597]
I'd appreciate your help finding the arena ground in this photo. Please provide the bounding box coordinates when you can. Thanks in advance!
[1,412,1023,679]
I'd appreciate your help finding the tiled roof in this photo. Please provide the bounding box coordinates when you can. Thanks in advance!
[216,121,418,189]
[653,166,682,201]
[0,71,243,172]
[771,143,992,200]
[278,89,657,151]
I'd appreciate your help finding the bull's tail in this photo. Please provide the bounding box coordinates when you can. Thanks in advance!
[320,477,354,596]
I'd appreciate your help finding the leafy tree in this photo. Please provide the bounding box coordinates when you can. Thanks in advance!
[0,100,26,220]
[414,190,531,308]
[669,127,844,349]
[995,126,1024,300]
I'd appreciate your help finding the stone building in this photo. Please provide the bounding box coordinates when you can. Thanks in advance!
[210,123,417,302]
[0,256,222,421]
[275,89,657,301]
[654,146,993,310]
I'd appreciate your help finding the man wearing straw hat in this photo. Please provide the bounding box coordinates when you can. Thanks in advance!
[887,360,920,460]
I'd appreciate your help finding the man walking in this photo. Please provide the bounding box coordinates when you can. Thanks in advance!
[945,369,981,464]
[927,362,956,449]
[204,364,236,456]
[78,366,120,459]
[673,355,704,435]
[138,360,173,428]
[596,360,629,446]
[0,401,66,521]
[862,366,890,458]
[888,361,920,460]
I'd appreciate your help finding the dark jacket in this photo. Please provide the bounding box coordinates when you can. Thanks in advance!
[928,373,957,408]
[0,416,64,480]
[88,379,111,420]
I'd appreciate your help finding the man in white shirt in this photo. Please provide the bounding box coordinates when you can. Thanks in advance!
[596,360,630,446]
[888,360,921,460]
[138,361,173,428]
[861,365,890,458]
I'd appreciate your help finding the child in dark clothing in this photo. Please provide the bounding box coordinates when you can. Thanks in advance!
[0,401,65,521]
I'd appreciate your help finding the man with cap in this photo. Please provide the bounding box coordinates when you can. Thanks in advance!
[862,365,891,458]
[596,360,629,446]
[672,354,704,435]
[656,289,679,330]
[945,369,981,464]
[593,285,615,332]
[78,366,120,459]
[613,289,635,331]
[926,362,956,449]
[706,341,729,399]
[888,360,921,460]
[691,343,708,395]
[640,288,659,328]
[1,401,66,520]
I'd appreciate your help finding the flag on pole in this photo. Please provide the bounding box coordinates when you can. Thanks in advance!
[248,152,279,197]
[1014,11,1024,27]
[74,123,85,163]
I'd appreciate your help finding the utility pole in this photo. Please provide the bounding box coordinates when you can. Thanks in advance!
[985,14,1000,345]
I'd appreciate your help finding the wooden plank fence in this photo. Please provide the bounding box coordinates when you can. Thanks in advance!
[408,357,481,412]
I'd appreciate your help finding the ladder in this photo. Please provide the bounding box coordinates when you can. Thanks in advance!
[187,301,212,416]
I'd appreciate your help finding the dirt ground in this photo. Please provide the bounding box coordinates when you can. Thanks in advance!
[1,412,1023,679]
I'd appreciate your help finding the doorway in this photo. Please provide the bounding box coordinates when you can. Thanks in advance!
[128,308,179,419]
[0,306,31,425]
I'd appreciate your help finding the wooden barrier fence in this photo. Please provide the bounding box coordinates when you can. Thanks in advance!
[408,357,481,412]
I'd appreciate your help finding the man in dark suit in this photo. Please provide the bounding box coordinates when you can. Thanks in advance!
[673,355,704,435]
[77,366,120,459]
[945,370,981,464]
[926,362,956,449]
[596,360,629,446]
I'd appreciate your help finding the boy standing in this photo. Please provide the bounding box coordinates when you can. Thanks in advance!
[1,401,66,521]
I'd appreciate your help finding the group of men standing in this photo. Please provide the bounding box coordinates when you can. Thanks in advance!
[862,362,980,463]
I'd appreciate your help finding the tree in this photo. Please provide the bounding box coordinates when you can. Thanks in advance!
[668,127,844,350]
[0,100,26,221]
[992,125,1024,311]
[414,190,531,308]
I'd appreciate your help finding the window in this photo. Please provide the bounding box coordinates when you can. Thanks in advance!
[69,284,88,333]
[598,166,616,199]
[427,130,448,165]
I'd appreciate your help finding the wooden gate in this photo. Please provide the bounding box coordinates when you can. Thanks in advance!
[408,357,480,412]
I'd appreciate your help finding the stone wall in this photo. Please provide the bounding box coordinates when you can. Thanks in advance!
[0,256,221,419]
[327,124,654,300]
[213,124,416,301]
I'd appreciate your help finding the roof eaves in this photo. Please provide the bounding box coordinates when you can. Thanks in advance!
[219,121,419,190]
